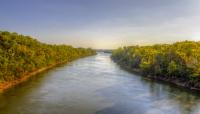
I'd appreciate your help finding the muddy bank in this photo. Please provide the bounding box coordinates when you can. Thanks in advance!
[0,55,95,93]
[0,61,69,93]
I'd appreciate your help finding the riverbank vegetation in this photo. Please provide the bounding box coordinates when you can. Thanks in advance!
[0,31,96,84]
[112,41,200,89]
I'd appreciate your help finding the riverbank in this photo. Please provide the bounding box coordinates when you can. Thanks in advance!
[0,61,63,92]
[113,60,200,92]
[0,31,96,93]
[0,54,96,93]
[111,41,200,92]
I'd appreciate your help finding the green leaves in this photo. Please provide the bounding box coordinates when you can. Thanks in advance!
[0,31,96,82]
[112,41,200,81]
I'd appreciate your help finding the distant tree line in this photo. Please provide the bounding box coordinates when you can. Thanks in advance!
[112,41,200,87]
[0,31,96,82]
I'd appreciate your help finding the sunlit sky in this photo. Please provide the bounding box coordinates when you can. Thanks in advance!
[0,0,200,49]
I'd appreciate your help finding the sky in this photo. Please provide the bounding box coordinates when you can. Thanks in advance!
[0,0,200,49]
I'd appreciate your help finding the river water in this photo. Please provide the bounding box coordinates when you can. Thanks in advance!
[0,53,200,114]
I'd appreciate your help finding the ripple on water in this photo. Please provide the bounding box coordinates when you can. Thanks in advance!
[1,53,200,114]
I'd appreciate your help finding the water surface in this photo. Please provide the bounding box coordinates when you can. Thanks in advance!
[0,53,200,114]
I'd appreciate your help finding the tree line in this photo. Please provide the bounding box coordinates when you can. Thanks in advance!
[112,41,200,88]
[0,31,96,82]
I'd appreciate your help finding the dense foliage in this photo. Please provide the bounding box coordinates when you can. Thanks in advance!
[112,41,200,86]
[0,31,96,82]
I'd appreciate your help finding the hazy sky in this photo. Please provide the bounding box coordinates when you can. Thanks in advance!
[0,0,200,49]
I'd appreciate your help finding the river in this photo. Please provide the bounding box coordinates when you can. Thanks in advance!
[0,53,200,114]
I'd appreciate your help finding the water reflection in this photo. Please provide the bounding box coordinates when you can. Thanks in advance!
[140,77,200,114]
[0,53,200,114]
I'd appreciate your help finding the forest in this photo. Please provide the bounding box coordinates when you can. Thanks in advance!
[112,41,200,88]
[0,31,96,83]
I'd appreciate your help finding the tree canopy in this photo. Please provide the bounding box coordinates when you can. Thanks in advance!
[0,31,96,82]
[112,41,200,86]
